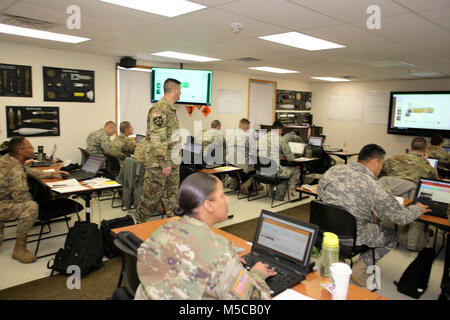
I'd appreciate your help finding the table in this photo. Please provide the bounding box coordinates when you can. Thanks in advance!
[294,184,319,202]
[112,218,387,300]
[325,150,359,164]
[283,157,318,186]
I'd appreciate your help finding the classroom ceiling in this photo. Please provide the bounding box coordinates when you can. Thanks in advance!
[1,0,450,82]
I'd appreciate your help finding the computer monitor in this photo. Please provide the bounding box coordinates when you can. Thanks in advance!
[443,146,450,153]
[308,136,324,147]
[288,142,306,156]
[427,158,438,169]
[82,156,106,174]
[135,134,145,144]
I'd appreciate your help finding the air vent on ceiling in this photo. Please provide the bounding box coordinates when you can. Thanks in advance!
[0,13,59,30]
[235,57,262,62]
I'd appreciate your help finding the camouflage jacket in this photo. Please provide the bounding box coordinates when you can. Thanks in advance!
[0,154,53,203]
[226,129,255,172]
[280,132,312,160]
[110,134,136,164]
[135,215,271,300]
[379,152,439,183]
[133,138,148,165]
[318,162,423,245]
[145,97,180,168]
[86,128,112,157]
[428,145,450,167]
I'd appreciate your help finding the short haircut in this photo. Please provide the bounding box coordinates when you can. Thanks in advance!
[8,137,26,156]
[211,120,221,129]
[164,78,181,94]
[430,135,444,146]
[239,118,250,128]
[358,144,386,162]
[272,120,283,130]
[120,121,131,134]
[411,137,427,152]
[104,121,116,128]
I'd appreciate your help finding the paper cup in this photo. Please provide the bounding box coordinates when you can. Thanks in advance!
[329,262,352,300]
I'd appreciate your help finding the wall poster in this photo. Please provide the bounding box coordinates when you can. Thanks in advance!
[6,106,60,137]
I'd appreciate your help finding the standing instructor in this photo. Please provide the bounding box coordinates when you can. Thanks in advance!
[137,78,181,223]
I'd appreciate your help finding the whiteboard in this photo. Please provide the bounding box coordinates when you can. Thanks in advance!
[216,89,243,113]
[248,80,276,129]
[328,93,364,122]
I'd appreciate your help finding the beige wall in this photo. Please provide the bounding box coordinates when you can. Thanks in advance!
[311,78,450,159]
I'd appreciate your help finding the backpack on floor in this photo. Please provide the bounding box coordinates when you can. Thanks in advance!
[394,247,436,299]
[47,221,104,276]
[100,215,135,259]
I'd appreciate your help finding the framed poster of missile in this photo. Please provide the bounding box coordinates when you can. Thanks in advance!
[6,106,60,137]
[0,63,32,97]
[43,66,94,102]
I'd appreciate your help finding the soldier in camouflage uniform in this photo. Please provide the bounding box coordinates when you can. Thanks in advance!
[135,172,275,300]
[133,138,148,165]
[318,144,430,287]
[0,137,68,263]
[136,78,181,223]
[429,135,450,167]
[110,121,136,165]
[85,121,116,158]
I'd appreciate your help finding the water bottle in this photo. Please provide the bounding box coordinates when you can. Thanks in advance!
[37,146,44,161]
[320,232,339,288]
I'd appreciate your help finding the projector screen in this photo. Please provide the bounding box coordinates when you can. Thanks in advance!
[388,91,450,138]
[151,67,212,105]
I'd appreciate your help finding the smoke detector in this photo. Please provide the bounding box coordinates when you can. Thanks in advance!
[230,22,245,34]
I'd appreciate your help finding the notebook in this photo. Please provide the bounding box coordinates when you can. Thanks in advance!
[288,142,306,157]
[427,158,438,169]
[65,155,106,181]
[308,136,323,147]
[414,178,450,218]
[242,210,318,296]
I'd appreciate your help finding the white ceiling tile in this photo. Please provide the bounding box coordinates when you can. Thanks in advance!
[392,0,450,13]
[421,7,450,31]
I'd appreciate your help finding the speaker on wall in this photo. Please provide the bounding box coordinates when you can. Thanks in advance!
[120,57,136,69]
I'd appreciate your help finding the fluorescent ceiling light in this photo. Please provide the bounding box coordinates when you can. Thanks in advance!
[99,0,206,17]
[311,77,350,82]
[152,51,220,62]
[249,67,299,74]
[409,72,446,78]
[0,23,90,43]
[258,31,345,51]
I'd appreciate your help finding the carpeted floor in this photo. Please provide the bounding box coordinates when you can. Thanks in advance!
[0,203,309,300]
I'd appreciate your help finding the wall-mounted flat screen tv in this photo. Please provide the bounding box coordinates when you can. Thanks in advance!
[388,91,450,138]
[151,67,212,105]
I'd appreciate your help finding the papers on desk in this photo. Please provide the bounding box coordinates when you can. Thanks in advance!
[215,166,238,171]
[83,177,121,189]
[52,186,90,193]
[46,179,80,188]
[294,157,314,162]
[43,169,56,173]
[272,289,315,300]
[395,196,405,206]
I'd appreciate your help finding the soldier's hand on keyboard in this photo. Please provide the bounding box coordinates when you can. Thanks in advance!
[416,202,431,214]
[252,262,277,279]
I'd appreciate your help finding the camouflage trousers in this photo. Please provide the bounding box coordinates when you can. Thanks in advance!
[136,166,180,223]
[357,223,398,266]
[0,200,38,245]
[278,166,300,190]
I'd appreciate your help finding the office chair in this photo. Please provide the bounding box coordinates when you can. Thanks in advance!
[309,200,375,269]
[180,164,197,185]
[248,155,290,208]
[97,155,122,204]
[78,147,89,167]
[116,157,145,210]
[112,231,143,300]
[26,174,84,258]
[305,146,335,177]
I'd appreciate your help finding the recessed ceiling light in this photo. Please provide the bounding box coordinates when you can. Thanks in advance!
[311,77,350,82]
[0,23,90,43]
[409,72,446,78]
[152,51,220,62]
[258,32,345,51]
[99,0,206,18]
[248,67,299,74]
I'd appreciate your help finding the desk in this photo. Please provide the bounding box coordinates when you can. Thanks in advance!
[282,157,318,187]
[294,184,318,202]
[325,150,359,164]
[112,218,387,300]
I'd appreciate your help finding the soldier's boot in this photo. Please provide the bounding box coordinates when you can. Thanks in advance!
[351,259,369,287]
[256,182,264,191]
[240,178,252,195]
[12,235,37,263]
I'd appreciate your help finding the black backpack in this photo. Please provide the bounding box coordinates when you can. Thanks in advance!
[394,247,436,299]
[100,215,135,259]
[48,221,104,276]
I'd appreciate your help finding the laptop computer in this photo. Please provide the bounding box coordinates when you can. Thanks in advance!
[443,146,450,153]
[135,134,145,144]
[414,178,450,218]
[65,155,106,181]
[288,142,306,157]
[308,136,324,147]
[242,210,318,296]
[427,158,438,169]
[30,144,57,167]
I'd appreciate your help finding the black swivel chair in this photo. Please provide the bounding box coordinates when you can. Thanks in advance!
[112,231,143,300]
[78,147,89,167]
[27,174,84,258]
[180,164,197,185]
[305,146,335,182]
[309,200,375,269]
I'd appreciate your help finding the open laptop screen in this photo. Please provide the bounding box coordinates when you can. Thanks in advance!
[427,158,438,169]
[443,147,450,153]
[82,156,105,174]
[253,212,316,266]
[415,179,450,205]
[308,136,323,147]
[288,142,306,156]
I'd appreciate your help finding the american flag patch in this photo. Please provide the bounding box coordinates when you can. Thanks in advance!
[152,112,160,117]
[232,270,249,296]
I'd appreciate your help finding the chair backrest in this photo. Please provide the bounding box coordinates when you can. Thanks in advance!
[252,155,279,176]
[105,155,121,178]
[180,164,197,185]
[78,147,89,166]
[307,146,335,174]
[309,200,357,239]
[114,231,143,297]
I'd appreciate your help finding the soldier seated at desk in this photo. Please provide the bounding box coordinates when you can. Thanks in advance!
[110,121,136,165]
[428,134,450,168]
[135,172,276,300]
[85,121,116,158]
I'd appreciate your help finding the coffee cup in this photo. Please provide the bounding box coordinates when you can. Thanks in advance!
[327,262,352,300]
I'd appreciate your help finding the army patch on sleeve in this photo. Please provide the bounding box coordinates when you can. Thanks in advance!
[152,112,163,127]
[232,270,249,296]
[249,286,261,300]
